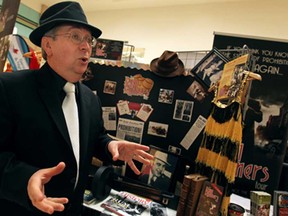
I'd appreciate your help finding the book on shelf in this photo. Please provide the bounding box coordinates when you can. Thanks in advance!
[195,181,224,216]
[100,191,152,216]
[176,173,208,216]
[273,190,288,216]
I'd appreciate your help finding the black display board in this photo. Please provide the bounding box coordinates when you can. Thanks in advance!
[83,63,213,184]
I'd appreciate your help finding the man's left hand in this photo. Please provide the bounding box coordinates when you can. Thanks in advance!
[108,140,154,175]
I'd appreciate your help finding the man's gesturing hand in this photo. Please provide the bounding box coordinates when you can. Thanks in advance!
[27,162,69,215]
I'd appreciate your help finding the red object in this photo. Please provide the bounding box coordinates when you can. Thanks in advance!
[128,102,141,111]
[5,63,13,72]
[29,51,40,69]
[228,203,245,216]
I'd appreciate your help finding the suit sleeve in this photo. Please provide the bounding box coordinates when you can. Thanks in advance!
[0,78,39,211]
[89,92,114,162]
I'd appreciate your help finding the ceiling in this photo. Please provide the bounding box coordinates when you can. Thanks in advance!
[21,0,249,12]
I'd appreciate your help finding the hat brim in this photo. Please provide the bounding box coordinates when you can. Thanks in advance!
[29,19,102,47]
[150,57,185,78]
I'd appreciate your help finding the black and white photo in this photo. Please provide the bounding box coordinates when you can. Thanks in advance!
[191,48,229,89]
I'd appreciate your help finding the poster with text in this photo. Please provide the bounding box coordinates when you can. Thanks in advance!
[213,32,288,197]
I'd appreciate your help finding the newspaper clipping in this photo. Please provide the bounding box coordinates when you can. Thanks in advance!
[116,118,144,143]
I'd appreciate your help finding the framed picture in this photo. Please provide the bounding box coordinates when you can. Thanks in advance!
[91,38,124,61]
[191,48,229,89]
[124,145,180,193]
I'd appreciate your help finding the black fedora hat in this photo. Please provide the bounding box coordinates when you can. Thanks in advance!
[29,1,102,47]
[150,50,185,78]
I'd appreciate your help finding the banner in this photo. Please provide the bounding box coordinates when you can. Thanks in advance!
[213,32,288,197]
[0,0,21,71]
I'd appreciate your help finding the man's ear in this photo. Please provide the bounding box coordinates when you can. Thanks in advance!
[41,37,52,55]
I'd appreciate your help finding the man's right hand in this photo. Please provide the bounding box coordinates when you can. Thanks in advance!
[27,162,69,215]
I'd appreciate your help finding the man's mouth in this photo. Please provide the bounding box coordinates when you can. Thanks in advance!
[81,57,89,63]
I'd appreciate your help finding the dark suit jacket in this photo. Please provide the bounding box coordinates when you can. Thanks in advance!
[0,63,113,216]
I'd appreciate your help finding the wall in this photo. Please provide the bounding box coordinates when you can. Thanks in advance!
[19,0,288,64]
[15,3,39,38]
[87,0,288,64]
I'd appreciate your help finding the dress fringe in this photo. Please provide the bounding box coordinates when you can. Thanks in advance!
[195,101,243,216]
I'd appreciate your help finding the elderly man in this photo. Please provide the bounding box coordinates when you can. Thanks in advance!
[0,2,153,216]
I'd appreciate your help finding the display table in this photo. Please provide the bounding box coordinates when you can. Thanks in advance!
[83,189,177,216]
[84,190,274,216]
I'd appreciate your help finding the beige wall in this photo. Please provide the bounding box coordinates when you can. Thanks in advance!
[22,0,288,64]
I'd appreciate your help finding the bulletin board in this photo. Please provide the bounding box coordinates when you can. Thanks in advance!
[83,63,213,184]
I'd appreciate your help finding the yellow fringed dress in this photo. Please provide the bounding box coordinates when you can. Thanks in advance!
[195,70,253,216]
[196,101,242,216]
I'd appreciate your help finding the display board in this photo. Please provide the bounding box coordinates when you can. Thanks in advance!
[83,63,213,186]
[213,32,288,197]
[0,0,20,71]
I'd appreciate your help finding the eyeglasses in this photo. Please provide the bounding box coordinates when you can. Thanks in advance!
[46,31,97,47]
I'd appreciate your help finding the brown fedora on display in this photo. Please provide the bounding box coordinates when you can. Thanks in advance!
[29,1,102,47]
[150,50,185,77]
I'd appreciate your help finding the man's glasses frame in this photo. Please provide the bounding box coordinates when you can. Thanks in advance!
[45,31,97,47]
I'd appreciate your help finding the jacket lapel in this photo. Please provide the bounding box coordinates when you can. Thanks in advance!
[36,65,72,148]
[35,64,93,164]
